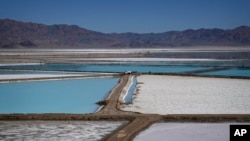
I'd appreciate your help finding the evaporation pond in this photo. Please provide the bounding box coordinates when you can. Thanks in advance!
[134,122,250,141]
[0,77,119,114]
[0,64,207,73]
[201,68,250,77]
[0,120,127,141]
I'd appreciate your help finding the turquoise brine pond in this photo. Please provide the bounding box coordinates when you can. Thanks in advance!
[124,76,137,103]
[0,78,119,114]
[201,68,250,77]
[0,63,207,73]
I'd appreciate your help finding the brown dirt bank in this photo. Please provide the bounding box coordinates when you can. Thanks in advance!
[162,114,250,122]
[1,74,250,141]
[1,113,250,141]
[1,114,249,122]
[96,74,130,115]
[0,114,135,121]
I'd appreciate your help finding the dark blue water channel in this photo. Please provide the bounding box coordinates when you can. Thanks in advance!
[0,78,119,114]
[124,76,137,103]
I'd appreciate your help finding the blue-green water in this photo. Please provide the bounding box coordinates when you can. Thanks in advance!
[201,68,250,77]
[0,78,119,114]
[0,64,207,73]
[1,62,250,77]
[124,76,137,103]
[80,64,206,73]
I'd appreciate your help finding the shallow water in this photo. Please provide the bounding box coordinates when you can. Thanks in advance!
[0,120,127,141]
[0,63,207,73]
[82,64,206,73]
[201,68,250,77]
[124,76,137,103]
[0,78,119,114]
[3,61,250,74]
[134,122,250,141]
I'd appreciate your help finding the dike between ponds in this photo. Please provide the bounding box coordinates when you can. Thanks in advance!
[1,74,250,141]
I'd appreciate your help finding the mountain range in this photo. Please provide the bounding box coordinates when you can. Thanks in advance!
[1,19,250,48]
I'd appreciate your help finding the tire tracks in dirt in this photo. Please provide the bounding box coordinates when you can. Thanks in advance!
[1,74,250,141]
[97,74,163,141]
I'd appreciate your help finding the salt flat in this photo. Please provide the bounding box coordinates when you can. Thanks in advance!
[69,57,217,62]
[0,121,126,141]
[0,74,82,81]
[134,122,250,141]
[1,47,250,55]
[121,75,250,114]
[1,47,250,63]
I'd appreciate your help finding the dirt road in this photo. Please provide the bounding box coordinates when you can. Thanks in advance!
[1,74,250,141]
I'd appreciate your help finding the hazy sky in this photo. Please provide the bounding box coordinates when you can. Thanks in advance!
[0,0,250,33]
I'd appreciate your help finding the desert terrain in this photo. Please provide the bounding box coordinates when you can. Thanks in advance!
[1,48,250,141]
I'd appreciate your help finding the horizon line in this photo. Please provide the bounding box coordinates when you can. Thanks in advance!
[1,18,250,34]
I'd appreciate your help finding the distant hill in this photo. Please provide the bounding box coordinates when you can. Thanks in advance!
[0,19,250,48]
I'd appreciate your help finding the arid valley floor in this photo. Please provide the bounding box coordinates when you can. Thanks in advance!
[1,47,250,141]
